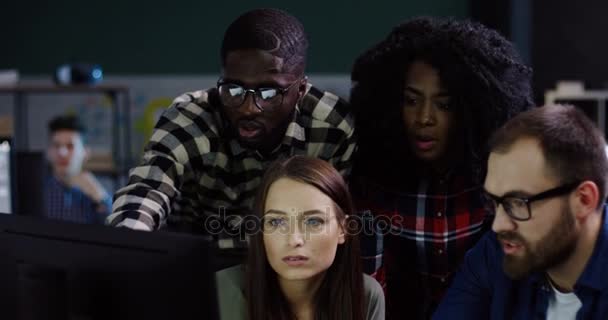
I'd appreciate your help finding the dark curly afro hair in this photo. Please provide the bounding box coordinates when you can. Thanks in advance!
[351,16,534,185]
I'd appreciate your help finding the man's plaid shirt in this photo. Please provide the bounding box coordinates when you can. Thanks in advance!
[107,84,355,248]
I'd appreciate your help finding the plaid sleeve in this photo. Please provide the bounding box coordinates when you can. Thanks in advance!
[329,120,356,178]
[360,209,386,274]
[106,92,211,230]
[352,180,389,289]
[302,87,356,177]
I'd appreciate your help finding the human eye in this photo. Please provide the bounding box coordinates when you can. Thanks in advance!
[226,85,245,97]
[264,216,287,229]
[304,216,325,227]
[506,197,527,210]
[504,197,529,220]
[258,88,279,100]
[219,83,245,98]
[435,98,451,111]
[403,94,417,107]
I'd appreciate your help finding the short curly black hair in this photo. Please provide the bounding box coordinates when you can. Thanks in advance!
[220,8,308,75]
[350,17,534,185]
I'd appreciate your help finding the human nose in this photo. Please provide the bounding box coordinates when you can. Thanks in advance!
[287,225,305,248]
[240,90,263,115]
[415,100,436,126]
[491,203,517,234]
[57,146,70,157]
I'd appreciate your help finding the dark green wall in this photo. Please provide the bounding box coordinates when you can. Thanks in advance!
[3,0,468,75]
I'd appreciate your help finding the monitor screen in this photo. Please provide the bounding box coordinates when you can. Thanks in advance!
[0,141,11,214]
[0,215,219,320]
[13,151,45,217]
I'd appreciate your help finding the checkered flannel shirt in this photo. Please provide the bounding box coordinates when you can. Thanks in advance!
[45,175,112,225]
[107,84,355,249]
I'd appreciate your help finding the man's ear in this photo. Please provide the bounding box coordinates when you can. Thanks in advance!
[572,181,600,220]
[297,76,308,102]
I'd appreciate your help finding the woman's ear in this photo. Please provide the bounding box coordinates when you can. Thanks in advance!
[338,214,348,244]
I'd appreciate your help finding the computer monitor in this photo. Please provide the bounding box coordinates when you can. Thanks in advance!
[13,151,45,217]
[0,214,219,320]
[0,140,11,214]
[0,145,45,216]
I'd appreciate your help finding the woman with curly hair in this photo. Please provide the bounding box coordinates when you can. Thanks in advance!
[350,17,534,319]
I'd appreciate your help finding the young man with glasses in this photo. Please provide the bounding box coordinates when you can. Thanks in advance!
[107,9,354,255]
[433,104,608,319]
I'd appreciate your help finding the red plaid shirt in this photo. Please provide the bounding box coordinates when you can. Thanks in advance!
[353,170,491,319]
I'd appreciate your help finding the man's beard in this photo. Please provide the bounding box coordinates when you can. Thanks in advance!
[498,203,578,280]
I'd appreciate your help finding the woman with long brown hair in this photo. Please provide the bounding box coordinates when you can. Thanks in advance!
[216,156,384,320]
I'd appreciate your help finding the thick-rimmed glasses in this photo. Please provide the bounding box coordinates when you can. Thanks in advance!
[483,181,581,221]
[217,78,302,112]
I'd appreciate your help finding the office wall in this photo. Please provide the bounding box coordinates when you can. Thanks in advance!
[532,0,608,100]
[2,0,468,75]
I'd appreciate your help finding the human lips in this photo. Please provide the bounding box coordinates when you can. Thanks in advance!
[282,255,309,266]
[499,238,524,255]
[237,120,264,139]
[413,134,437,151]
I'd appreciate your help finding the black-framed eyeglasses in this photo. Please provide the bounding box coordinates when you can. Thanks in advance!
[216,78,303,112]
[483,181,581,221]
